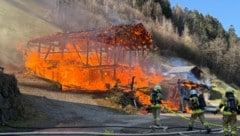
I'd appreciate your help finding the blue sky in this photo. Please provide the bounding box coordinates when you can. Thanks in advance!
[169,0,240,36]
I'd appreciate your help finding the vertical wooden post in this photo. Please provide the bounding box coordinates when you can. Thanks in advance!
[86,40,89,66]
[130,76,137,108]
[113,31,117,80]
[100,43,102,66]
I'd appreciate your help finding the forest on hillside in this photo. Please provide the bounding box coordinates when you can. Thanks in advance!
[133,0,240,87]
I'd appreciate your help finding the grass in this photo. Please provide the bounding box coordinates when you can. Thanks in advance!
[208,79,240,106]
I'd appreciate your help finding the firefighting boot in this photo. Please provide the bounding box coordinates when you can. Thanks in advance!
[223,133,230,136]
[206,128,211,134]
[186,126,193,131]
[150,124,160,129]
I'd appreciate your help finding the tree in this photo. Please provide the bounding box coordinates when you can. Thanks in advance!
[172,4,185,35]
[133,0,145,10]
[155,0,172,19]
[227,25,238,48]
[204,15,225,40]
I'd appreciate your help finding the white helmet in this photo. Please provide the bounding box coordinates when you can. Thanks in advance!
[226,87,234,93]
[153,85,161,92]
[190,89,198,95]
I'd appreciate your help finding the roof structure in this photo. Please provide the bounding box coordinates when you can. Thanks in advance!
[27,23,157,51]
[168,66,202,74]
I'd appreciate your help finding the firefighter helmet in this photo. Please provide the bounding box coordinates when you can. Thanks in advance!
[226,87,234,93]
[153,85,161,92]
[190,89,198,95]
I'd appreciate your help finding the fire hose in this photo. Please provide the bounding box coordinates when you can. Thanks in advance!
[0,128,222,135]
[1,116,223,136]
[1,124,222,135]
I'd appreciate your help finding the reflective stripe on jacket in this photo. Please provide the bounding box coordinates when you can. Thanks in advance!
[191,109,204,114]
[223,111,237,115]
[151,104,161,108]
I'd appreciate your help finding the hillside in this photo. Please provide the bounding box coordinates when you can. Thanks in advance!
[0,0,61,67]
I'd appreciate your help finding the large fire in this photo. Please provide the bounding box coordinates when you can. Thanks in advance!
[24,23,189,112]
[25,23,159,91]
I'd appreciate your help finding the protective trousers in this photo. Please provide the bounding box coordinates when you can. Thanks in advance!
[223,114,237,136]
[189,112,209,129]
[152,107,160,125]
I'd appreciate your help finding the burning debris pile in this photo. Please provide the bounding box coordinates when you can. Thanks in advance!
[0,68,24,123]
[24,23,159,91]
[103,89,141,113]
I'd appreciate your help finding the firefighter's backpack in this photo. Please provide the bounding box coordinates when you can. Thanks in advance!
[198,94,206,108]
[151,92,159,105]
[227,94,237,112]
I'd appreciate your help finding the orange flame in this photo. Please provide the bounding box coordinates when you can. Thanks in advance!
[25,49,164,91]
[25,48,189,112]
[25,48,191,112]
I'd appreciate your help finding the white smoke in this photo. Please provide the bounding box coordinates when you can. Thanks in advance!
[167,57,212,88]
[169,57,191,66]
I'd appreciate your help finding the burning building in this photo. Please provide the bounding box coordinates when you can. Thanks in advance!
[24,23,203,112]
[160,66,210,112]
[25,23,162,91]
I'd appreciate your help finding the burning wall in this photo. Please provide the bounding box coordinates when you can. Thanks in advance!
[25,23,162,91]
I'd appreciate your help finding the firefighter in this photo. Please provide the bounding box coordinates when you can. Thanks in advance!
[185,89,211,133]
[214,87,240,136]
[150,85,163,127]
